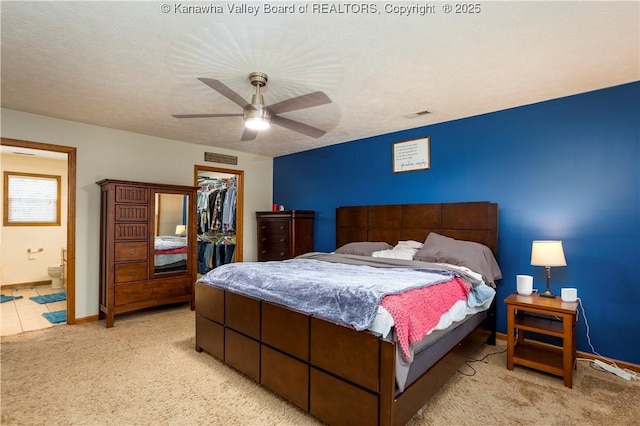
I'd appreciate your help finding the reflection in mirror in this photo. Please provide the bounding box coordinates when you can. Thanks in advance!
[154,193,188,274]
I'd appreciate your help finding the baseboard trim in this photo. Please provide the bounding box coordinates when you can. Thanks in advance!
[495,332,640,373]
[74,315,99,324]
[1,280,52,290]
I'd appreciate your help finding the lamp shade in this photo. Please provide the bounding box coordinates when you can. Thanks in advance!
[531,240,567,267]
[175,225,186,236]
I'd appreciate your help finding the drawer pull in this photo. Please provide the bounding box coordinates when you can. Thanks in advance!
[129,270,135,275]
[261,237,266,242]
[129,249,135,254]
[280,252,285,257]
[279,225,285,230]
[261,250,267,254]
[279,238,285,243]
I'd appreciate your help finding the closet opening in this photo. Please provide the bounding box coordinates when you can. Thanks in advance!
[194,165,243,278]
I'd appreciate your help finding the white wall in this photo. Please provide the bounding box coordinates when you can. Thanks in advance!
[1,108,274,319]
[156,193,184,236]
[1,154,68,285]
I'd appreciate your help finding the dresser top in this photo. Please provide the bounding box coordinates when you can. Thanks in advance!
[256,210,314,219]
[96,178,196,192]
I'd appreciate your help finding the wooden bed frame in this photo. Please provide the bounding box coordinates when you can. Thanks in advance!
[195,201,499,426]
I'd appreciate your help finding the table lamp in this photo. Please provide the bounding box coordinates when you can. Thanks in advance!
[530,240,566,298]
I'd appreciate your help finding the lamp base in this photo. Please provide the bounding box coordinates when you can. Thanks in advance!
[539,288,556,298]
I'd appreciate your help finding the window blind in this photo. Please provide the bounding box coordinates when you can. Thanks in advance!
[7,174,58,223]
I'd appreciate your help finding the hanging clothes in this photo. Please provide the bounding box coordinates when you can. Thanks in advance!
[222,185,237,232]
[197,234,236,273]
[197,176,237,270]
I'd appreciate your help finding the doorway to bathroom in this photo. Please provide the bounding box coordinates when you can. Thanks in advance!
[194,164,244,277]
[0,137,77,335]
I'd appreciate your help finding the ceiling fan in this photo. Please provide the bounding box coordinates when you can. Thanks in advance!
[173,72,332,141]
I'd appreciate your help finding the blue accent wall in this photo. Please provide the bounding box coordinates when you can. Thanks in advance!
[274,82,640,365]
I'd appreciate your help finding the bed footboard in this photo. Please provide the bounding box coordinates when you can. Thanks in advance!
[195,282,493,426]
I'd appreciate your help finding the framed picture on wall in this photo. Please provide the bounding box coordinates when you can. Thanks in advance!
[392,136,430,173]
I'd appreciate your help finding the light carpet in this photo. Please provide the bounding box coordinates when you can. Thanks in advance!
[1,305,638,426]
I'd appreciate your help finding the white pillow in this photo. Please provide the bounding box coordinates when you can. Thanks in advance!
[371,240,423,260]
[396,240,423,249]
[372,249,416,260]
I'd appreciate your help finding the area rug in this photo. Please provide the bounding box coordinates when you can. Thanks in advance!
[29,292,66,304]
[42,310,66,324]
[0,294,23,303]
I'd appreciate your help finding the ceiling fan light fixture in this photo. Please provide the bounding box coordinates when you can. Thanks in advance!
[174,71,330,140]
[245,116,271,130]
[244,73,271,130]
[244,104,271,130]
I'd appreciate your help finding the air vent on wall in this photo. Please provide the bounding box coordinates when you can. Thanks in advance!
[403,109,431,119]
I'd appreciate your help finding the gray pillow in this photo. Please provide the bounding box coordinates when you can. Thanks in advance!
[335,241,393,256]
[414,233,502,286]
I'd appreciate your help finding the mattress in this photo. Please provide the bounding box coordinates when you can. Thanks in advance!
[394,309,488,393]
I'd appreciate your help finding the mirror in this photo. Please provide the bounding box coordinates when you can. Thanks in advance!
[154,192,188,274]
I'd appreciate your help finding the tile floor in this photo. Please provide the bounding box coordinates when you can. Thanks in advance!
[0,286,67,336]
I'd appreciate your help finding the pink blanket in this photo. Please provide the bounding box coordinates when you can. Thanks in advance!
[380,277,471,361]
[155,247,187,255]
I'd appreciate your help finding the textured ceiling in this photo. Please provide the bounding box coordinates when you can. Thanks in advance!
[1,1,638,158]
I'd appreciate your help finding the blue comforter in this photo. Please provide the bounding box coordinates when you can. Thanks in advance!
[197,254,460,330]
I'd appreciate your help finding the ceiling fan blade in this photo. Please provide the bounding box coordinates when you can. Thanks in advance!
[267,91,332,115]
[172,113,243,118]
[241,128,258,141]
[271,115,326,139]
[198,78,250,109]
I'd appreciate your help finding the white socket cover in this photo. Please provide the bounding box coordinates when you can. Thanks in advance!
[561,288,577,302]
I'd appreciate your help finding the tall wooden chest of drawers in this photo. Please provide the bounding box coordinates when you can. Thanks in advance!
[97,179,197,327]
[256,211,314,261]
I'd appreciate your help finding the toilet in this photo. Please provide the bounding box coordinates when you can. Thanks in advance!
[48,265,63,289]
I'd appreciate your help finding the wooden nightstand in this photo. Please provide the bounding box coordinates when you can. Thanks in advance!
[505,293,579,388]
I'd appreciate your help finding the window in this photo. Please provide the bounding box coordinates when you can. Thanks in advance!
[3,172,61,226]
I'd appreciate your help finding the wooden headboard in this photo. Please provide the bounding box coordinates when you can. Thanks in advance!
[336,201,498,256]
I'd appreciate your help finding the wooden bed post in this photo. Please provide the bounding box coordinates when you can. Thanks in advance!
[379,340,396,426]
[486,297,498,346]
